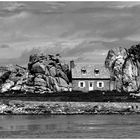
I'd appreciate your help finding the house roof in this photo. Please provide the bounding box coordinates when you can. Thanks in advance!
[71,63,110,79]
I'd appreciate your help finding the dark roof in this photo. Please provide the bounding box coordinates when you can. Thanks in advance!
[71,63,110,79]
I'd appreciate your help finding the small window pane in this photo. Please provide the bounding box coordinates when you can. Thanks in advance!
[99,82,102,87]
[81,69,86,74]
[80,82,83,87]
[90,82,93,87]
[94,69,99,75]
[79,81,85,88]
[97,81,104,88]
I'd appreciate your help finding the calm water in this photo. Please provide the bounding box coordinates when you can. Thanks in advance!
[0,114,140,138]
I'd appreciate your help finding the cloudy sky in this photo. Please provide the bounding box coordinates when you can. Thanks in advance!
[0,1,140,66]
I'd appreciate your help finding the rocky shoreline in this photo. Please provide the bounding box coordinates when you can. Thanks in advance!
[0,101,140,115]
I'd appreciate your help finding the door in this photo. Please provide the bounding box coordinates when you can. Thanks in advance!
[89,81,94,91]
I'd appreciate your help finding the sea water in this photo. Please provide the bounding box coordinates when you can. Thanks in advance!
[0,114,139,138]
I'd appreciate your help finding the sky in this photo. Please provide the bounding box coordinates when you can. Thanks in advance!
[0,1,140,66]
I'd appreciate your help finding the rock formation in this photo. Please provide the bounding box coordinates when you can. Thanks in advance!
[0,53,71,94]
[105,43,140,93]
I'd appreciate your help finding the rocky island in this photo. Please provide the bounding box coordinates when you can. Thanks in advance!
[0,43,140,114]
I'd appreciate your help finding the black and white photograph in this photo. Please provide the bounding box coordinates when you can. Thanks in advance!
[0,0,140,138]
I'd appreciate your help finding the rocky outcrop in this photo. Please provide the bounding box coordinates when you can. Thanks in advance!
[0,53,71,94]
[105,44,140,93]
[0,101,139,115]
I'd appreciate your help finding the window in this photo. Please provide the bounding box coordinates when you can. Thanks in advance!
[94,69,99,75]
[81,68,87,75]
[97,81,104,88]
[99,82,102,87]
[80,82,83,87]
[89,82,93,87]
[78,81,85,88]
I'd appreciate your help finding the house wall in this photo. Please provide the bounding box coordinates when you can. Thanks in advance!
[72,79,113,92]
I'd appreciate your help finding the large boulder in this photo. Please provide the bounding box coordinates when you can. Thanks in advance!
[27,52,70,93]
[47,76,58,91]
[105,44,140,92]
[45,67,50,76]
[56,77,69,91]
[0,52,71,94]
[105,47,127,91]
[31,62,46,74]
[49,66,57,77]
[21,85,35,93]
[11,85,22,91]
[1,80,15,93]
[34,76,46,87]
[0,71,11,84]
[26,74,34,86]
[105,47,128,73]
[56,69,69,83]
[122,58,139,92]
[56,77,69,88]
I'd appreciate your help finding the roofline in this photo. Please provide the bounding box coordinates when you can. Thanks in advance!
[72,78,111,80]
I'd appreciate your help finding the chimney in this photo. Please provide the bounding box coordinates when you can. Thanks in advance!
[70,60,75,69]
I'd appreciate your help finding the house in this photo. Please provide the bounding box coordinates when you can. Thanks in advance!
[70,61,116,92]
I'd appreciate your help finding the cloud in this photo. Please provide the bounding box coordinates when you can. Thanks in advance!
[100,16,140,39]
[0,39,138,66]
[0,2,66,19]
[62,40,108,60]
[0,2,26,18]
[0,1,139,43]
[70,2,140,15]
[0,44,10,48]
[0,48,40,66]
[111,2,140,9]
[0,2,140,65]
[3,2,25,12]
[100,40,139,49]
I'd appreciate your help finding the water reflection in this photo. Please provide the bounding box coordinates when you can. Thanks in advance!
[0,115,139,138]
